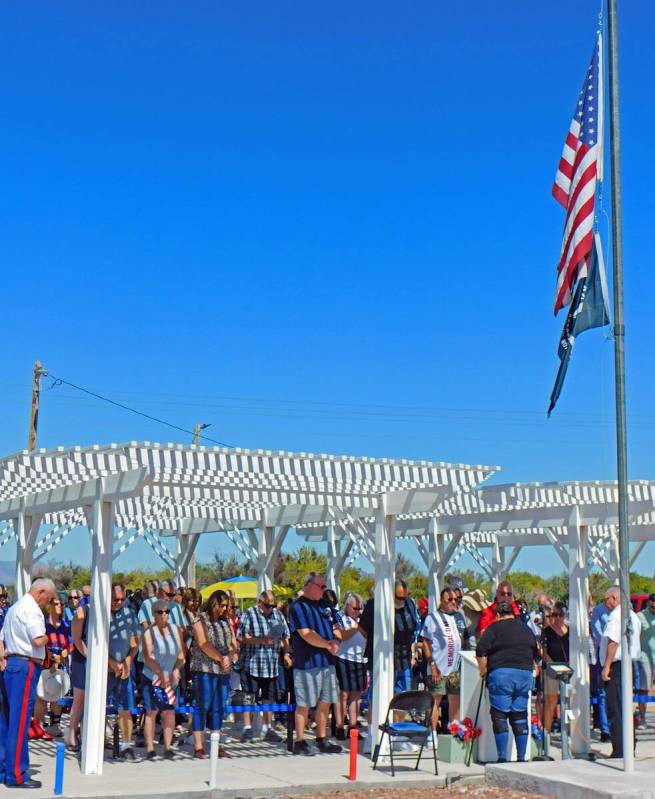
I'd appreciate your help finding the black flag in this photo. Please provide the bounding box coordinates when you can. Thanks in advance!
[548,232,610,416]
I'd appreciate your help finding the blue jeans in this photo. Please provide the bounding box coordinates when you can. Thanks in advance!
[591,662,609,734]
[487,668,532,762]
[192,672,230,732]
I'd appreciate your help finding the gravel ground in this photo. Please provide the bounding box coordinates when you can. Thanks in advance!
[278,786,552,799]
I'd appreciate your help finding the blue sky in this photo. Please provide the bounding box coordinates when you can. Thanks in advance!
[1,2,654,578]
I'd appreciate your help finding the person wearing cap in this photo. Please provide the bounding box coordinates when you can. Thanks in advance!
[461,589,491,648]
[477,581,522,635]
[476,600,538,763]
[0,577,56,788]
[600,586,641,758]
[142,599,186,760]
[637,593,655,727]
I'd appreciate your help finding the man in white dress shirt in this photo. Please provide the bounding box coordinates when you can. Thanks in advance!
[600,586,642,759]
[0,578,55,788]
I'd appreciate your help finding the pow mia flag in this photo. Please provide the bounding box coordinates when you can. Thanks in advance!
[547,232,610,416]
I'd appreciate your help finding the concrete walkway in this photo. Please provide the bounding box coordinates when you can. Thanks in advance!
[24,731,484,799]
[486,725,655,799]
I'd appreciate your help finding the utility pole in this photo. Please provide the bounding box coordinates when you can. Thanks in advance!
[607,0,632,773]
[193,422,210,446]
[28,361,48,452]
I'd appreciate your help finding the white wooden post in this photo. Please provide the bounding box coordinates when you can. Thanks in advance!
[257,525,274,594]
[491,541,505,593]
[427,518,441,612]
[568,508,590,756]
[326,524,340,597]
[370,496,395,760]
[14,510,41,599]
[81,494,115,775]
[174,531,200,588]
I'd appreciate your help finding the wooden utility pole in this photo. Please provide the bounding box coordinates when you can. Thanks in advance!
[193,422,210,445]
[28,361,48,452]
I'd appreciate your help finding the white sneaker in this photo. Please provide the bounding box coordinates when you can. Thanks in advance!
[393,740,418,753]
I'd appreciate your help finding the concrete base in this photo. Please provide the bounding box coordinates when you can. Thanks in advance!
[487,758,655,799]
[23,733,484,799]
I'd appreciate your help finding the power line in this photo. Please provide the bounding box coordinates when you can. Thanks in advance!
[47,375,234,448]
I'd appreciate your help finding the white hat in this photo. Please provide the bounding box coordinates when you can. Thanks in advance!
[36,669,71,703]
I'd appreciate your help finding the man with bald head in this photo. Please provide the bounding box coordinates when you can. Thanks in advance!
[0,578,56,788]
[601,587,641,758]
[237,590,291,743]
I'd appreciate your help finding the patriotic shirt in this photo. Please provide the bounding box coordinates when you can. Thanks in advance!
[238,605,290,678]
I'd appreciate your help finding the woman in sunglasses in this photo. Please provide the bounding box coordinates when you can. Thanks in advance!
[335,592,367,738]
[541,601,569,733]
[142,599,186,760]
[33,596,71,739]
[189,590,236,759]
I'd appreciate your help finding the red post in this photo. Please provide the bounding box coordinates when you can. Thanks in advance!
[349,728,359,781]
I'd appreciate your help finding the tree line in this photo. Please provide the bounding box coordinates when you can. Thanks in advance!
[34,545,654,609]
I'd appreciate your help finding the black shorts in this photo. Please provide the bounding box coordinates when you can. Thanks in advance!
[335,659,367,693]
[240,671,279,703]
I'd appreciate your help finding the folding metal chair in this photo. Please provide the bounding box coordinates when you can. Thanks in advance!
[371,689,437,777]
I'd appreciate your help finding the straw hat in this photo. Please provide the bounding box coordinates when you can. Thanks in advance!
[461,588,491,613]
[36,669,71,703]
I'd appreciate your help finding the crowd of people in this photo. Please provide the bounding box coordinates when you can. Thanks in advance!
[0,573,652,787]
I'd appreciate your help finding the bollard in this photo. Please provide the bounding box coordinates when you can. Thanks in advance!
[209,731,220,789]
[349,728,358,781]
[54,742,65,796]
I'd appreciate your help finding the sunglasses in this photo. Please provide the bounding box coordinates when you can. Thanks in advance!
[165,592,176,599]
[351,606,363,612]
[262,603,276,609]
[499,590,513,596]
[69,595,80,600]
[155,609,170,615]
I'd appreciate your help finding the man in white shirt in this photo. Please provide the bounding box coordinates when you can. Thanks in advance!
[0,578,55,788]
[600,586,642,759]
[421,587,462,735]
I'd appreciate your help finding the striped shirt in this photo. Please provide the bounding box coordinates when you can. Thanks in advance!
[289,598,335,670]
[238,606,290,678]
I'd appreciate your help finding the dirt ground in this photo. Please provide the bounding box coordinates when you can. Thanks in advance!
[279,785,551,799]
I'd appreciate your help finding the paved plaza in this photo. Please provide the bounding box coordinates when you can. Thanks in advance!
[21,722,484,799]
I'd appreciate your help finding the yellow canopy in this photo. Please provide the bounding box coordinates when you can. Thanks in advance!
[199,579,292,601]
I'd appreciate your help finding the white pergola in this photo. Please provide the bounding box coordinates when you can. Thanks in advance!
[295,479,655,756]
[0,441,496,776]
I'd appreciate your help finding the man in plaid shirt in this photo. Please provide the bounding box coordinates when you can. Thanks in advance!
[237,590,291,743]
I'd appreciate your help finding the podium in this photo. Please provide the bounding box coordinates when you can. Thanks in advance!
[460,651,531,763]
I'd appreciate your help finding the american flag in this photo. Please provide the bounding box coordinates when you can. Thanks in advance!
[552,33,603,315]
